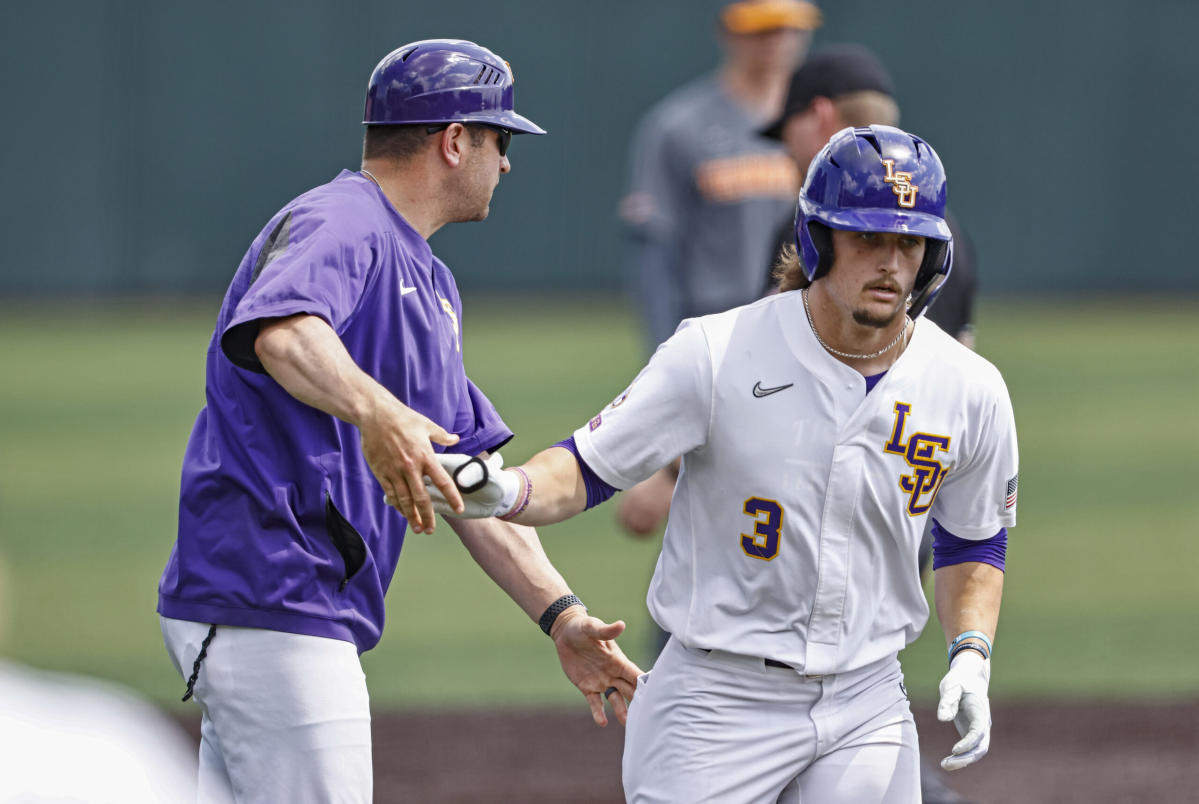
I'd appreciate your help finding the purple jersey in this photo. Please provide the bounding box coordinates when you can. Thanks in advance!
[158,170,511,652]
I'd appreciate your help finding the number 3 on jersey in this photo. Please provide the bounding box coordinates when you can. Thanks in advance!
[741,497,783,560]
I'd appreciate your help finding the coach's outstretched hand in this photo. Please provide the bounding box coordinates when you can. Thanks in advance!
[363,399,465,533]
[937,651,992,770]
[550,606,642,727]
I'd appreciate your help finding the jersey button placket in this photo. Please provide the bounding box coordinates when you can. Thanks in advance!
[803,443,861,675]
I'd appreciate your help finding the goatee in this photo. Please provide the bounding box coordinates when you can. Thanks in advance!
[852,305,903,329]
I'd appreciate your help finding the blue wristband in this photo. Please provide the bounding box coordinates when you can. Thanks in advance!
[948,630,993,660]
[949,642,990,665]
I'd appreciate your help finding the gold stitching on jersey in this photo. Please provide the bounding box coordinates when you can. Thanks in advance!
[437,295,460,352]
[884,401,951,516]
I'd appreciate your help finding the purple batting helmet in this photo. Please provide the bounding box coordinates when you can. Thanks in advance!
[796,125,952,319]
[363,39,546,135]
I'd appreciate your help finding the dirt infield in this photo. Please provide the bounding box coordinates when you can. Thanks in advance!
[371,701,1199,803]
[180,700,1199,802]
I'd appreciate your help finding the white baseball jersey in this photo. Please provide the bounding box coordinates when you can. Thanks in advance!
[574,290,1018,676]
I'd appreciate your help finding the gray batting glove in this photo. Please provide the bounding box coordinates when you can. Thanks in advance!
[420,453,521,518]
[937,650,992,771]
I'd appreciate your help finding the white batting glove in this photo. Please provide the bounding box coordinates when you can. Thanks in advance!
[420,453,521,518]
[937,650,992,771]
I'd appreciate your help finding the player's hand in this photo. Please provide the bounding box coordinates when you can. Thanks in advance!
[420,453,522,519]
[550,606,642,727]
[616,468,676,537]
[362,396,462,534]
[937,651,992,770]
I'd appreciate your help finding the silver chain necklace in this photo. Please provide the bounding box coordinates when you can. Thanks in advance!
[360,169,382,188]
[802,288,910,360]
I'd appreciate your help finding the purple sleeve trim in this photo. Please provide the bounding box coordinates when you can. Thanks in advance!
[553,437,620,510]
[931,519,1007,572]
[455,427,513,459]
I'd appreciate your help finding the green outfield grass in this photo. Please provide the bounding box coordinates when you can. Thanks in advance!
[1,296,1196,710]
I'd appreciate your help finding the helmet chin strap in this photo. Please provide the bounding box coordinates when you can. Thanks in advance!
[907,272,947,320]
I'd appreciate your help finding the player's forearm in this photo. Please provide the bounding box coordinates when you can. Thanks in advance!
[934,561,1004,648]
[447,517,572,621]
[505,446,588,526]
[255,314,391,427]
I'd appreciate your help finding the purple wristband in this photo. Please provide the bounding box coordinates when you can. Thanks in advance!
[497,467,532,521]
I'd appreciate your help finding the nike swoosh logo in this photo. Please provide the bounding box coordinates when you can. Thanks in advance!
[400,284,418,296]
[752,381,794,398]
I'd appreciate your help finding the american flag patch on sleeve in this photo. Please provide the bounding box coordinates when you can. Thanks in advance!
[1005,475,1019,509]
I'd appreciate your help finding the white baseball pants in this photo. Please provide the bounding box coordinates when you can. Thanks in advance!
[161,617,372,803]
[623,637,919,803]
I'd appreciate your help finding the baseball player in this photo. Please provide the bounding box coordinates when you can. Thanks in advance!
[157,39,640,803]
[427,125,1017,802]
[621,44,987,803]
[621,0,819,352]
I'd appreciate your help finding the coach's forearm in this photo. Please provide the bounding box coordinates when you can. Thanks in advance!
[255,313,389,427]
[934,561,1004,648]
[505,446,588,526]
[447,517,572,620]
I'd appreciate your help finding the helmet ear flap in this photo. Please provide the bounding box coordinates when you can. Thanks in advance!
[806,221,835,280]
[917,238,949,286]
[908,238,952,320]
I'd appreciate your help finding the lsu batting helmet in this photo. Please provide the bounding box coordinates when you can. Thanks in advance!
[795,124,952,319]
[363,39,546,135]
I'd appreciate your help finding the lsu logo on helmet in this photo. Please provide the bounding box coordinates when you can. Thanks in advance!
[881,159,918,208]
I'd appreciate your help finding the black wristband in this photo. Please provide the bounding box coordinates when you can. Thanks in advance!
[539,593,585,636]
[949,642,990,665]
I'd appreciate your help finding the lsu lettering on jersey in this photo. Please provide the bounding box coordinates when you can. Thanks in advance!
[574,290,1018,676]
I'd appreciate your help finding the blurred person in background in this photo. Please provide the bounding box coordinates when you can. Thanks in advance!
[0,555,198,802]
[620,0,821,353]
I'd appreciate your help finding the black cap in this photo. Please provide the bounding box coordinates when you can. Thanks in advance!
[760,43,895,140]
